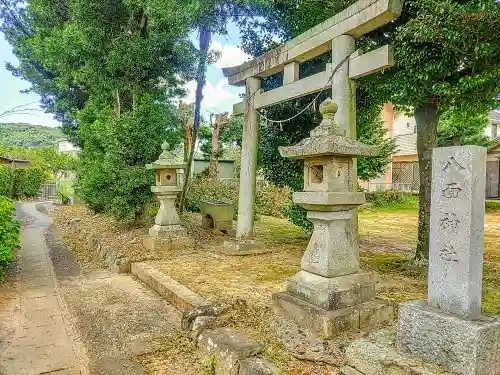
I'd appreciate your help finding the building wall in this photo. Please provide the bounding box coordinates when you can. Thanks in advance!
[193,159,235,179]
[58,140,80,156]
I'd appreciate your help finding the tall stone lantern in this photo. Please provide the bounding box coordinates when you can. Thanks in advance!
[143,141,193,252]
[273,99,393,338]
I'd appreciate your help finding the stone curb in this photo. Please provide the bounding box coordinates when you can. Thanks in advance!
[129,261,279,375]
[131,262,208,312]
[69,219,131,273]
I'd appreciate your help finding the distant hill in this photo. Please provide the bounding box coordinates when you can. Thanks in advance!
[0,123,64,148]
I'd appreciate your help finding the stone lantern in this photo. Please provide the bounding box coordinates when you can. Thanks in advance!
[143,141,193,252]
[273,99,393,338]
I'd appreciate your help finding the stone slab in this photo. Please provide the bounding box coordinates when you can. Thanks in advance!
[221,240,272,256]
[143,235,194,253]
[287,271,376,310]
[428,146,487,319]
[345,328,456,375]
[340,366,366,375]
[131,262,207,312]
[239,358,279,375]
[397,300,500,375]
[148,223,188,239]
[293,192,366,210]
[198,328,263,375]
[272,292,392,339]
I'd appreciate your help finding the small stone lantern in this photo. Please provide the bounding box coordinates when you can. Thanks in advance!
[143,141,193,252]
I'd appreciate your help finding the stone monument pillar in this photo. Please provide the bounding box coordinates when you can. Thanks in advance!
[397,146,500,375]
[143,142,193,252]
[272,99,393,339]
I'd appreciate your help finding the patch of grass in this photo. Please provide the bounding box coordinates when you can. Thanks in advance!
[361,253,410,274]
[483,288,500,315]
[486,200,500,213]
[364,191,419,213]
[139,331,210,375]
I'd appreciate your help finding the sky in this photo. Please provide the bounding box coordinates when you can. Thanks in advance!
[0,22,250,128]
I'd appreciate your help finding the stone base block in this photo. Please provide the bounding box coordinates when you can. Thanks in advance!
[198,328,262,375]
[344,328,455,375]
[143,235,194,252]
[221,240,271,256]
[287,271,376,310]
[397,300,500,375]
[272,292,393,339]
[149,224,187,239]
[202,216,232,233]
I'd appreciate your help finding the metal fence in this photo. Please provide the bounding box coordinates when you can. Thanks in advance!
[392,162,420,191]
[39,182,57,201]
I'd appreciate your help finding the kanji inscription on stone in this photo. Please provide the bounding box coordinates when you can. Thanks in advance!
[428,146,487,319]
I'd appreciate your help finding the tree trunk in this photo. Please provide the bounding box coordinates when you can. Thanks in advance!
[179,27,211,214]
[209,119,221,179]
[184,119,192,162]
[208,113,228,179]
[114,90,121,117]
[414,102,439,262]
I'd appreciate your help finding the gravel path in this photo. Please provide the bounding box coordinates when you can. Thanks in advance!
[0,202,89,375]
[0,202,183,375]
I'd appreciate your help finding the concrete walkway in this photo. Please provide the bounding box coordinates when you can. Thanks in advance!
[0,203,88,375]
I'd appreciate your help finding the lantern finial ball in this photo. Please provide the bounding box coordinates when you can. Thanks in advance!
[161,141,170,151]
[319,99,338,117]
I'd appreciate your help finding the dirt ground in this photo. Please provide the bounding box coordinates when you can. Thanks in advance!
[44,209,205,375]
[52,205,500,374]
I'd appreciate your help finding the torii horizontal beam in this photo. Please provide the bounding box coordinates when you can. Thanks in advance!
[222,0,402,86]
[231,45,394,116]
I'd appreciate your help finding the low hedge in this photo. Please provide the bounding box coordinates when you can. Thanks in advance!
[13,166,47,198]
[0,165,13,197]
[0,196,20,280]
[486,200,500,213]
[365,189,419,210]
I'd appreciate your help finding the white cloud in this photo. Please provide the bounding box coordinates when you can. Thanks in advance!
[182,78,236,112]
[211,41,251,69]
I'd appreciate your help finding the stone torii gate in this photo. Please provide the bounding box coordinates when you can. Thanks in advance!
[222,0,403,250]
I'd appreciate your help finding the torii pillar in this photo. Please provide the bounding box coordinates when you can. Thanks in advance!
[222,0,403,255]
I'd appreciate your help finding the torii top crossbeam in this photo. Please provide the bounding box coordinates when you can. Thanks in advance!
[223,0,402,85]
[222,0,403,249]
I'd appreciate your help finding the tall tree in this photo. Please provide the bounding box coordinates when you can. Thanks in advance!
[241,0,500,259]
[1,0,198,223]
[438,107,491,147]
[178,0,269,212]
[363,0,500,261]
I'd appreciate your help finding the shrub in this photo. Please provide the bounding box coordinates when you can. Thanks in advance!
[13,166,47,198]
[0,196,20,280]
[365,190,418,210]
[0,166,13,197]
[184,177,293,219]
[486,200,500,213]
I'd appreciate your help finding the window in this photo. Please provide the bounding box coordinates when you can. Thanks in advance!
[492,124,498,139]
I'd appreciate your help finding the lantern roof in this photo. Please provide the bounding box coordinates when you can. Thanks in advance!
[146,141,187,170]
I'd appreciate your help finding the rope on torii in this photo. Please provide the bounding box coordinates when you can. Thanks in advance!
[244,55,351,127]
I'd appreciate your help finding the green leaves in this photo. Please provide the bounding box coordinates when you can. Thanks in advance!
[0,197,20,280]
